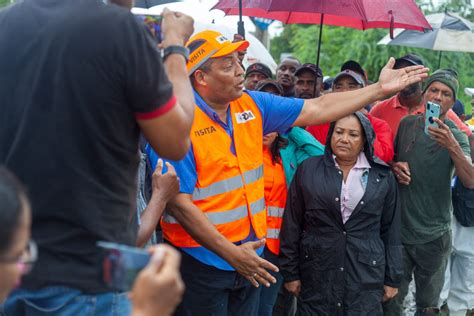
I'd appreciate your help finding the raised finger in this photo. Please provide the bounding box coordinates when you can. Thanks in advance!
[405,74,429,86]
[433,118,449,130]
[155,159,164,174]
[404,65,429,75]
[165,161,176,175]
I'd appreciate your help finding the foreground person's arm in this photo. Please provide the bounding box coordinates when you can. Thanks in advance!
[293,58,429,127]
[166,193,278,288]
[139,9,195,161]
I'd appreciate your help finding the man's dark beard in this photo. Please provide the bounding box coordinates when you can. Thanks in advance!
[400,83,420,98]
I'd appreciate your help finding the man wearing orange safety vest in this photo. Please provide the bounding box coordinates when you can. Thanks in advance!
[149,30,429,315]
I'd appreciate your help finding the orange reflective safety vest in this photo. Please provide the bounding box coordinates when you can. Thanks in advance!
[161,93,267,247]
[263,148,288,255]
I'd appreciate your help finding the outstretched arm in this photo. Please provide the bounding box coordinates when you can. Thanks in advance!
[293,58,429,127]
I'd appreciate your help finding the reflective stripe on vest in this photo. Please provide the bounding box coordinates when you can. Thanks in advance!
[163,197,266,225]
[267,206,284,218]
[192,165,263,201]
[263,149,287,255]
[267,228,280,239]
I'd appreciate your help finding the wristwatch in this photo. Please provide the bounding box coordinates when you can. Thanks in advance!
[162,45,189,62]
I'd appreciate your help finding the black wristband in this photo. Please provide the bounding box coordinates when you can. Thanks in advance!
[163,45,189,62]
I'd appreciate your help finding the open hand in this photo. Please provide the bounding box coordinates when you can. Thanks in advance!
[391,161,411,185]
[228,239,279,288]
[378,57,429,97]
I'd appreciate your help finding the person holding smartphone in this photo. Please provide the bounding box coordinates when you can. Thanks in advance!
[385,69,474,315]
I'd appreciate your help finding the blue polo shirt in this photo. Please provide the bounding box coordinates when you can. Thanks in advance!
[147,90,304,270]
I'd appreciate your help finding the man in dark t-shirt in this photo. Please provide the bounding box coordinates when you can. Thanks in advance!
[0,0,194,314]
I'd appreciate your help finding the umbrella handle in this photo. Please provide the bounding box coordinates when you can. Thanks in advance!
[389,10,394,39]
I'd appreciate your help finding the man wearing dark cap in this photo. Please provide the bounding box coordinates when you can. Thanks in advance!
[294,63,323,99]
[276,56,301,97]
[385,69,474,316]
[255,79,284,96]
[332,69,366,91]
[244,62,273,91]
[371,54,472,139]
[341,60,368,85]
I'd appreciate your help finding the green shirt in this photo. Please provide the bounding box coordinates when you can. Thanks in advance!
[395,115,470,244]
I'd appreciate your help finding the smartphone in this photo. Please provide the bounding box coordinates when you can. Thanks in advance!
[134,14,163,43]
[424,101,441,135]
[97,241,151,292]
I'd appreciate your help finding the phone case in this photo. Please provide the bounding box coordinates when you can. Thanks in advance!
[424,101,441,135]
[97,241,151,292]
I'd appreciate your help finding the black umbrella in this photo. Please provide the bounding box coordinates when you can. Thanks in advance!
[134,0,182,8]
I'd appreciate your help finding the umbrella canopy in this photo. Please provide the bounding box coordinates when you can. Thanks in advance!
[134,0,182,8]
[378,12,474,53]
[213,0,430,69]
[213,0,431,31]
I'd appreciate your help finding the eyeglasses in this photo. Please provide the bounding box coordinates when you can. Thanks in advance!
[0,240,37,275]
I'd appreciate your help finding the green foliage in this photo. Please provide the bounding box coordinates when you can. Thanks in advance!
[270,0,474,114]
[0,0,11,8]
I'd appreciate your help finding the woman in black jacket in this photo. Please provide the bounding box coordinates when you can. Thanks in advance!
[279,112,402,316]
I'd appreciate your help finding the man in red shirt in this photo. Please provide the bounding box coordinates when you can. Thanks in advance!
[370,54,472,140]
[306,69,395,163]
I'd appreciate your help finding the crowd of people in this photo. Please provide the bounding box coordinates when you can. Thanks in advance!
[0,0,473,316]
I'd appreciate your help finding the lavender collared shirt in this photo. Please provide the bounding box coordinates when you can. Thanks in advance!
[334,152,371,224]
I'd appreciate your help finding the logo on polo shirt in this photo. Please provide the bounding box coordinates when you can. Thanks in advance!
[235,111,256,124]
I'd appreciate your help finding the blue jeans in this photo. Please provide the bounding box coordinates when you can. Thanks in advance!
[174,250,261,316]
[258,247,283,316]
[3,286,131,316]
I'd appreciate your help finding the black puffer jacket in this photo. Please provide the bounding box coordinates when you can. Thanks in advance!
[279,112,402,316]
